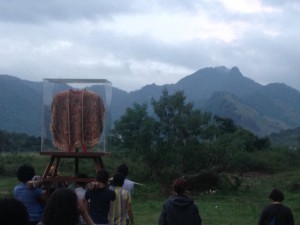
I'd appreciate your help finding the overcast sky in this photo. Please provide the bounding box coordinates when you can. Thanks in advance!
[0,0,299,92]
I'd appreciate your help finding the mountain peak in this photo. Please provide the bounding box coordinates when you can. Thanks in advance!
[230,66,241,76]
[214,66,228,72]
[194,66,242,77]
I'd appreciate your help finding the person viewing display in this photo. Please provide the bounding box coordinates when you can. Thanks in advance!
[159,177,201,225]
[117,164,135,194]
[109,173,134,225]
[258,189,294,225]
[0,197,30,225]
[85,170,116,225]
[13,164,45,225]
[116,164,135,225]
[39,188,94,225]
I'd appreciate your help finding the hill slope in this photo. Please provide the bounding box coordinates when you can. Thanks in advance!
[1,66,300,137]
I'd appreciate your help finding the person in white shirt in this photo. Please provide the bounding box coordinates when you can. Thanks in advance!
[117,164,135,225]
[75,173,88,225]
[117,164,134,194]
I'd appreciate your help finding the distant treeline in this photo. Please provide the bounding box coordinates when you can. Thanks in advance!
[0,130,41,152]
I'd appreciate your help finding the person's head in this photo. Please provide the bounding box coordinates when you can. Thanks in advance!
[42,188,79,225]
[17,164,35,183]
[96,170,109,184]
[173,178,187,195]
[76,173,88,188]
[269,189,284,202]
[117,164,129,177]
[0,197,29,225]
[113,173,125,187]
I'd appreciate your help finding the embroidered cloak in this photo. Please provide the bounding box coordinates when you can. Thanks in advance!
[50,89,105,152]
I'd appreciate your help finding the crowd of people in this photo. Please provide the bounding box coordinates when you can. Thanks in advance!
[0,163,295,225]
[2,163,136,225]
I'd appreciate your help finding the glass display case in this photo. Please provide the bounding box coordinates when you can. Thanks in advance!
[41,79,112,153]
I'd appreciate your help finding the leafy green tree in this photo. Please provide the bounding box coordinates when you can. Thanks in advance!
[112,103,154,149]
[111,89,274,180]
[111,103,159,177]
[151,89,212,174]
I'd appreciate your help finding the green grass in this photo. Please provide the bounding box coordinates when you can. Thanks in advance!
[0,176,16,197]
[130,170,300,225]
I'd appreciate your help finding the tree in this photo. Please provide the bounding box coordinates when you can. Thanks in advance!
[111,103,158,177]
[151,89,211,174]
[111,89,273,180]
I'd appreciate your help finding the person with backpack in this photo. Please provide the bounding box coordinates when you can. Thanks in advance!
[258,189,294,225]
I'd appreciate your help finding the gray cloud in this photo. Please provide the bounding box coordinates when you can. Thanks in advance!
[0,0,140,24]
[0,0,299,92]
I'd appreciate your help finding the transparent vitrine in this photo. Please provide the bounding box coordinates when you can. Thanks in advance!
[41,79,112,153]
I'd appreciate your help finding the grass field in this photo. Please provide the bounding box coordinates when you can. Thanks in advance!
[1,170,300,225]
[131,171,300,225]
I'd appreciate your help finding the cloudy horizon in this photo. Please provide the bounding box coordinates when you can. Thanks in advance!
[0,0,299,92]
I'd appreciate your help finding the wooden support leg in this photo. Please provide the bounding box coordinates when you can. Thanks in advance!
[94,156,104,172]
[42,156,55,178]
[75,157,79,176]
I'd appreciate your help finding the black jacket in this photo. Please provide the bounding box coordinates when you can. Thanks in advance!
[258,203,294,225]
[159,194,201,225]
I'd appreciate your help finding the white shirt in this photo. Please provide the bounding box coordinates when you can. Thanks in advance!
[123,178,134,194]
[75,186,86,202]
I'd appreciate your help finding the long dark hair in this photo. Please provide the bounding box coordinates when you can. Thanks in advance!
[43,188,79,225]
[0,198,29,225]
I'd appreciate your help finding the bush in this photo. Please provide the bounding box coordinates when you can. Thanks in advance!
[230,152,269,173]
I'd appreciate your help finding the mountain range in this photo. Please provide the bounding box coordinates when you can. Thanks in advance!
[1,66,300,137]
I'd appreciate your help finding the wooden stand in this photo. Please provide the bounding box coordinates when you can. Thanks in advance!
[41,151,111,183]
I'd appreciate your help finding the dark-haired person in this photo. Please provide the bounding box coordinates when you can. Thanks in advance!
[258,189,294,225]
[0,197,29,225]
[85,170,116,225]
[109,173,134,225]
[39,188,94,225]
[159,177,201,225]
[117,164,135,195]
[117,164,135,225]
[13,164,45,225]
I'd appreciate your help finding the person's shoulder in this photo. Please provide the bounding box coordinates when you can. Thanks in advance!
[261,204,273,211]
[13,183,21,190]
[162,196,174,207]
[14,183,32,192]
[75,187,86,192]
[123,179,135,192]
[124,179,134,185]
[282,204,293,212]
[107,188,116,194]
[14,183,25,188]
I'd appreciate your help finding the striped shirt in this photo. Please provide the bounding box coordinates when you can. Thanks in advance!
[109,187,131,225]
